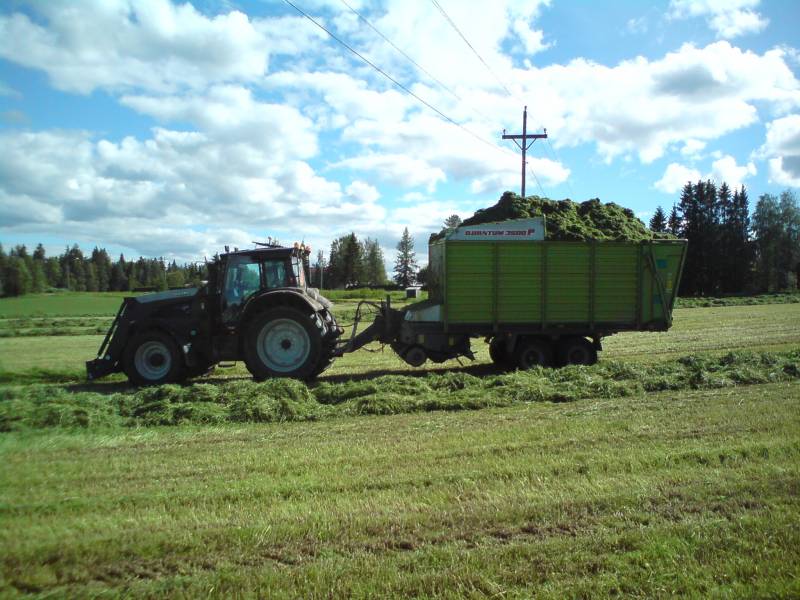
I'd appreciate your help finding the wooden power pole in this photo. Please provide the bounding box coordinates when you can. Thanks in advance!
[502,106,547,198]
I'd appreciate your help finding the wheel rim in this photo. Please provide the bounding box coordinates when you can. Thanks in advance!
[521,346,545,368]
[256,318,311,373]
[134,340,172,380]
[567,347,589,365]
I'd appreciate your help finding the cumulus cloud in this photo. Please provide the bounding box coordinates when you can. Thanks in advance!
[708,155,757,189]
[0,128,384,260]
[654,163,702,193]
[654,154,757,194]
[522,41,800,164]
[668,0,768,39]
[0,1,324,94]
[758,114,800,187]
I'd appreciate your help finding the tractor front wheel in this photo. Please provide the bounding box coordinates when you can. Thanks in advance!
[244,307,322,381]
[123,331,185,386]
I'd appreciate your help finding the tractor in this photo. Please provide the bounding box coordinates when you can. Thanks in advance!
[87,245,344,385]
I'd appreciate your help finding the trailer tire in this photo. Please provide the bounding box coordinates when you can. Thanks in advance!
[489,337,511,367]
[514,338,553,370]
[123,330,185,386]
[244,307,322,381]
[558,336,597,366]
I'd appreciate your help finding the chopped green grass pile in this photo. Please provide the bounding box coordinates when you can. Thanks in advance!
[432,191,674,242]
[2,350,797,432]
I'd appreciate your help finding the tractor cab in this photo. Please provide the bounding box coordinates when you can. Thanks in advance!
[214,246,309,326]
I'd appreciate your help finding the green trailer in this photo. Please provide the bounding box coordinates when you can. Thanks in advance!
[388,218,687,368]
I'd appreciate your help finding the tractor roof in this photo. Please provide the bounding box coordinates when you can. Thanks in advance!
[222,245,302,259]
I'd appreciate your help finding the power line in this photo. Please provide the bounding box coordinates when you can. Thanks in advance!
[429,0,517,100]
[282,0,516,160]
[527,162,547,198]
[339,0,493,123]
[424,0,571,195]
[544,136,576,199]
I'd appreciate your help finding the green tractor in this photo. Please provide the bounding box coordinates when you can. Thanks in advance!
[87,245,342,385]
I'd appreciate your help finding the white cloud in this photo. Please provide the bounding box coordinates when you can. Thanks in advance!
[0,128,385,260]
[681,139,707,157]
[120,86,318,160]
[511,19,550,55]
[668,0,768,39]
[654,154,757,194]
[331,153,447,192]
[531,41,799,163]
[0,1,325,94]
[345,180,381,203]
[654,163,702,193]
[709,155,756,189]
[758,114,800,187]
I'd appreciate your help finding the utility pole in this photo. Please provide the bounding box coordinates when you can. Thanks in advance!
[502,106,547,198]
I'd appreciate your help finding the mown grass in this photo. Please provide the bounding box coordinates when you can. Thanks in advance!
[1,381,798,597]
[1,350,797,432]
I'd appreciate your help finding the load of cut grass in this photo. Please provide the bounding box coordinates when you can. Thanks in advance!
[432,191,674,242]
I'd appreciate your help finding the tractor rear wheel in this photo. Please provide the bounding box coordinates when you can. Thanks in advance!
[558,336,597,366]
[514,338,553,370]
[244,307,323,381]
[123,330,185,386]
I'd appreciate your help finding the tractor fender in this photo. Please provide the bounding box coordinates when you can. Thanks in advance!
[240,289,325,324]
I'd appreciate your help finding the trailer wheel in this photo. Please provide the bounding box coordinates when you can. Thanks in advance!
[489,337,511,367]
[514,338,553,370]
[244,307,322,381]
[558,337,597,366]
[123,331,185,386]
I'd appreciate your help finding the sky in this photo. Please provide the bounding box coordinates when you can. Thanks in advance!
[1,0,799,269]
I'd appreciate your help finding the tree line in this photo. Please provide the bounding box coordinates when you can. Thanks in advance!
[312,227,419,289]
[0,227,421,296]
[0,243,207,297]
[650,184,800,296]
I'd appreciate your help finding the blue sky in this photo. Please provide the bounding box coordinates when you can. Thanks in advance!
[1,0,799,266]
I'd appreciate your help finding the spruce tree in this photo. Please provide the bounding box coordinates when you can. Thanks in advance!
[393,228,418,287]
[668,204,681,236]
[649,206,667,233]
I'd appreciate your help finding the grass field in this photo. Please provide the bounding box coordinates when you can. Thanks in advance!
[0,291,798,597]
[2,383,798,597]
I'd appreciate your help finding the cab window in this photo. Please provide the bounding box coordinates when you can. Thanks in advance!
[222,256,262,322]
[264,259,287,289]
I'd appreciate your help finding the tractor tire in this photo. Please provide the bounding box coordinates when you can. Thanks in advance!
[514,338,554,370]
[244,307,323,381]
[308,310,341,378]
[558,336,597,366]
[488,337,511,367]
[123,330,186,386]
